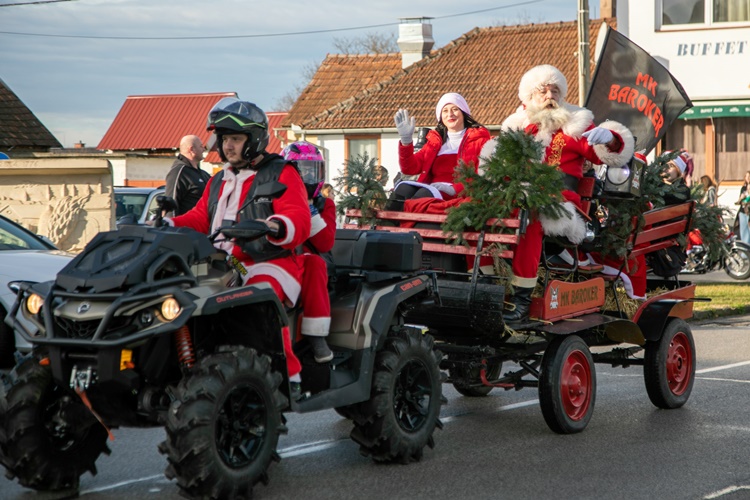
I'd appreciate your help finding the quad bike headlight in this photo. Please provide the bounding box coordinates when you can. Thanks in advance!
[161,298,181,321]
[26,293,44,315]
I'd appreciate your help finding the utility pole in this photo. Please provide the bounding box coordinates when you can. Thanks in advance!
[578,0,591,106]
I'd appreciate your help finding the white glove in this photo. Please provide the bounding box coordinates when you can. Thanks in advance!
[431,182,456,196]
[582,127,614,146]
[394,108,415,144]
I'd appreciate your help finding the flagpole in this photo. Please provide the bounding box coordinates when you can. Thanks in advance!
[577,0,591,106]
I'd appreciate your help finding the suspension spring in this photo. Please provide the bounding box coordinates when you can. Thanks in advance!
[174,325,196,368]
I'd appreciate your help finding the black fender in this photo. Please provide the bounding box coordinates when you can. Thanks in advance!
[363,274,432,352]
[732,240,750,253]
[636,300,690,342]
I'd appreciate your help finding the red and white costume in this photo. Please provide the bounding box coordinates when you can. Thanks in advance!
[171,161,311,376]
[493,65,635,288]
[398,126,491,200]
[299,196,336,337]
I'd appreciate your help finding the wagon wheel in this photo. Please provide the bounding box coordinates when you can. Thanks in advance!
[644,318,695,409]
[539,335,596,434]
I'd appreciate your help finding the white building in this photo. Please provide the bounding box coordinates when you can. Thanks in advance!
[615,0,750,206]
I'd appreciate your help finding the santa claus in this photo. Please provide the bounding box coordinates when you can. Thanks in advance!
[488,64,635,322]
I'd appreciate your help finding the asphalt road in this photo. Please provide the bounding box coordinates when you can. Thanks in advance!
[2,315,749,500]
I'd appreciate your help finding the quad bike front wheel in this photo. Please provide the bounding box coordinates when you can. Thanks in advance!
[644,319,695,409]
[350,329,443,463]
[539,335,596,434]
[447,353,503,397]
[0,358,111,491]
[160,346,286,500]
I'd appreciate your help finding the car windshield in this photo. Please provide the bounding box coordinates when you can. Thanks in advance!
[115,192,149,220]
[0,217,51,251]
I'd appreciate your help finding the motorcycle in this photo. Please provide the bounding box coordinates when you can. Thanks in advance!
[681,225,750,280]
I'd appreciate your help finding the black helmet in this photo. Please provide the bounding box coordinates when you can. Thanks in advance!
[207,97,269,162]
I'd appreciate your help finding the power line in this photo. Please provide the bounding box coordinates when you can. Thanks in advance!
[0,0,543,40]
[0,0,76,7]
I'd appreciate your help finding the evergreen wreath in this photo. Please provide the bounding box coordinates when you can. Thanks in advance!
[333,152,388,225]
[442,129,569,245]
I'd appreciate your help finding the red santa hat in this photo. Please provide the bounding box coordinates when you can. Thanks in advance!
[518,64,568,104]
[666,150,687,174]
[435,92,471,122]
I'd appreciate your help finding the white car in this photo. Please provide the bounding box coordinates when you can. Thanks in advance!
[114,186,166,227]
[0,215,73,369]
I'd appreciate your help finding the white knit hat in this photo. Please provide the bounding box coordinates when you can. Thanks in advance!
[435,92,471,122]
[671,155,687,174]
[518,64,568,104]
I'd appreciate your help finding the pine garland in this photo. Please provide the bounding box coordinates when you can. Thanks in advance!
[442,129,568,245]
[596,150,724,260]
[333,153,388,225]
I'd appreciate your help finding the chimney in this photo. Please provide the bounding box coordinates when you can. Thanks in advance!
[600,0,616,18]
[74,141,85,149]
[397,17,434,69]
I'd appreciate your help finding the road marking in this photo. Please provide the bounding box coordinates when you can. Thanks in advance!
[698,376,750,384]
[279,440,343,458]
[697,360,750,374]
[79,474,164,494]
[704,485,750,499]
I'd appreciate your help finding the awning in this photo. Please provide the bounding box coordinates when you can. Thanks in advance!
[679,101,750,119]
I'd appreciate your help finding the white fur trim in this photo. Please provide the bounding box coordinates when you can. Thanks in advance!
[511,275,537,288]
[592,120,635,167]
[539,202,587,244]
[561,105,595,138]
[478,138,497,173]
[587,254,646,300]
[241,262,302,306]
[267,214,295,246]
[518,65,568,104]
[301,316,331,336]
[310,213,326,237]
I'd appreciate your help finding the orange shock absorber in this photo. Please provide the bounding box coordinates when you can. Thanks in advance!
[174,325,196,368]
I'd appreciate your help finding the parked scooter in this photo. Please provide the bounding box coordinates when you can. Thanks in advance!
[681,226,750,280]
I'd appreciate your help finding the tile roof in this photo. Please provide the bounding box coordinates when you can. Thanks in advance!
[97,92,237,151]
[204,111,287,163]
[0,77,61,150]
[281,53,403,128]
[294,19,616,130]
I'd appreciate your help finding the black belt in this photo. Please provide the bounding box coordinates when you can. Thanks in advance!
[562,173,579,192]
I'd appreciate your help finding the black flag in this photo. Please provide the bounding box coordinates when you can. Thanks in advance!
[585,27,692,154]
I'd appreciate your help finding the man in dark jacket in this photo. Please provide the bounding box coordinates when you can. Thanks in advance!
[165,135,210,215]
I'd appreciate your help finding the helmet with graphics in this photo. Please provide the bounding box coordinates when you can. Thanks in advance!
[282,141,325,198]
[207,97,269,162]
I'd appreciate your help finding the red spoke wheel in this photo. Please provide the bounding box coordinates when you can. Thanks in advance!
[539,335,596,434]
[644,319,695,409]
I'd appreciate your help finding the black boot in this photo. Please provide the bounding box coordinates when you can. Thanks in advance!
[503,286,534,323]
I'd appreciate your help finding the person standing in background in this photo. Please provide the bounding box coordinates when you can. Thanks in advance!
[737,171,750,244]
[165,135,210,216]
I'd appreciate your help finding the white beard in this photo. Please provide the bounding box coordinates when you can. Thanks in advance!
[526,100,572,135]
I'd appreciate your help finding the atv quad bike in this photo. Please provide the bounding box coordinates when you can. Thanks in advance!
[0,206,443,499]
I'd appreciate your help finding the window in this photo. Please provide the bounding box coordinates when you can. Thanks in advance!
[663,0,705,25]
[346,137,379,164]
[716,117,750,181]
[662,0,750,26]
[714,0,750,22]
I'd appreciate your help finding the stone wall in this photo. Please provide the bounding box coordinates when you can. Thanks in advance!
[0,158,114,253]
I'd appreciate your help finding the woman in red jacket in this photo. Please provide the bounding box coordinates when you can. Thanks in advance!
[388,92,491,211]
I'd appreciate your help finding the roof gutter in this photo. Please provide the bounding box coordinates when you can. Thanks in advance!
[284,124,504,135]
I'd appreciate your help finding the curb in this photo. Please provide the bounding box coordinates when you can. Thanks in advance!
[691,305,750,322]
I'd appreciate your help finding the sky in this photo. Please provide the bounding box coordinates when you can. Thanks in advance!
[0,0,588,149]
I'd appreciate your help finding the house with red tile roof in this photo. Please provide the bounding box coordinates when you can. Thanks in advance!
[98,92,288,186]
[280,17,616,189]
